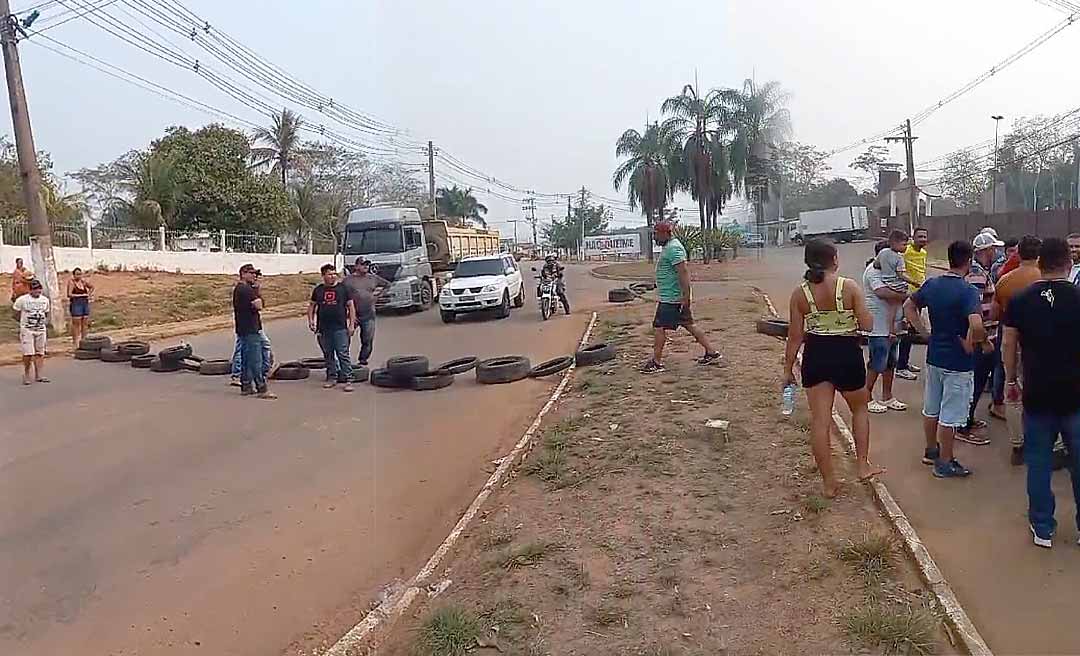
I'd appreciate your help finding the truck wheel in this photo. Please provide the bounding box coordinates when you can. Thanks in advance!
[420,280,434,308]
[440,310,455,323]
[513,283,526,308]
[496,291,511,319]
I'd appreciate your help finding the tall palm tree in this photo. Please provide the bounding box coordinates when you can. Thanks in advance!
[117,151,183,227]
[252,108,304,187]
[612,121,679,232]
[436,185,488,227]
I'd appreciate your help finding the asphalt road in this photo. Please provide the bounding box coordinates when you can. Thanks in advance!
[749,242,1080,655]
[0,262,612,656]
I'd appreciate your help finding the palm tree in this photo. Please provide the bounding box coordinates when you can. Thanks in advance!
[612,121,680,231]
[117,151,183,227]
[252,108,304,187]
[435,185,488,227]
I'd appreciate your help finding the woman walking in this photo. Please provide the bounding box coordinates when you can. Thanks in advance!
[783,239,884,497]
[66,267,94,347]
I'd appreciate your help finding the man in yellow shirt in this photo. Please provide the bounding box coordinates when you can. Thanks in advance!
[896,227,928,379]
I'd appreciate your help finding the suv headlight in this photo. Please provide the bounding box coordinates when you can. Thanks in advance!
[482,284,498,293]
[440,287,452,296]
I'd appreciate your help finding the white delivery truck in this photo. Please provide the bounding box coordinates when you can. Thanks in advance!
[795,206,869,244]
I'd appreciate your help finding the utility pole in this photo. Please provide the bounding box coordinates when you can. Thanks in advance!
[1,1,63,334]
[991,116,1003,214]
[427,140,437,219]
[579,186,588,261]
[885,119,919,234]
[521,196,537,248]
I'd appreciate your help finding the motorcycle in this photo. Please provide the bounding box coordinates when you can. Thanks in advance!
[532,268,558,321]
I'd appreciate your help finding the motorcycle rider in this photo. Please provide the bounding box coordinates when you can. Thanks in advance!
[540,254,571,314]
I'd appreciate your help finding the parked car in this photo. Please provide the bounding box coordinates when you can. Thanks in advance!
[743,233,766,248]
[438,254,526,323]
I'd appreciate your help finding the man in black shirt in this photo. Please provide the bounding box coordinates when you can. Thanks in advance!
[234,263,275,398]
[1003,237,1080,548]
[309,263,356,391]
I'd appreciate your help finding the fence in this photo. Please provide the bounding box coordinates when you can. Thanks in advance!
[919,208,1080,252]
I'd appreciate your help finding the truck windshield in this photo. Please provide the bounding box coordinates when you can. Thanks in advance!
[343,226,403,255]
[454,258,505,277]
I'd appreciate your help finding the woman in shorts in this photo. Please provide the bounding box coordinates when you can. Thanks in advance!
[66,267,94,347]
[783,239,884,496]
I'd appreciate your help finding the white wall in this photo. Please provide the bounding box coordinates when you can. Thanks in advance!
[0,244,339,276]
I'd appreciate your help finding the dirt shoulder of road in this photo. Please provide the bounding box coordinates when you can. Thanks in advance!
[375,287,952,656]
[0,271,319,364]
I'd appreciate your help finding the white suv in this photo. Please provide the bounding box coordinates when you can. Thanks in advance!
[439,254,525,323]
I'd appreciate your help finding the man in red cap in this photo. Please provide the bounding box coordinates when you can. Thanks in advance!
[641,221,721,373]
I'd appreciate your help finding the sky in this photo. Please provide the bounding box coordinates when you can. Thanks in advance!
[7,0,1078,237]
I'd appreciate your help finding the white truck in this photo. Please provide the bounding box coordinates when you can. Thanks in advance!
[795,206,868,244]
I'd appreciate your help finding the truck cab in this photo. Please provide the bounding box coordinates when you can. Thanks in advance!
[342,207,435,311]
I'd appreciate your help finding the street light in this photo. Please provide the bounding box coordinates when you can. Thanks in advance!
[991,115,1004,214]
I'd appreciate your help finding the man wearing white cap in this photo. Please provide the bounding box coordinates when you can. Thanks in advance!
[957,231,1004,443]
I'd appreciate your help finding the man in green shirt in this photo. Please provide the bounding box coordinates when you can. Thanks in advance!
[641,222,721,373]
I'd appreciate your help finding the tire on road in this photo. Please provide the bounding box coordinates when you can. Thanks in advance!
[370,367,408,389]
[528,355,574,378]
[495,290,511,319]
[130,353,155,368]
[198,359,232,375]
[272,361,310,381]
[436,356,479,375]
[575,342,617,367]
[149,357,181,373]
[755,318,789,338]
[116,340,151,357]
[99,349,133,363]
[608,287,634,303]
[411,370,455,391]
[476,355,532,384]
[158,344,193,364]
[440,310,455,323]
[386,355,429,380]
[79,334,111,352]
[351,366,370,383]
[299,357,327,370]
[74,348,101,360]
[179,358,202,372]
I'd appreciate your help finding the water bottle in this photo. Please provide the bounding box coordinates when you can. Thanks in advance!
[781,383,797,416]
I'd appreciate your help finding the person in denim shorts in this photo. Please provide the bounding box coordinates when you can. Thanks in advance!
[904,240,985,478]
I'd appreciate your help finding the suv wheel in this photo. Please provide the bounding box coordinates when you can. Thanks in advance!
[495,290,511,319]
[440,309,455,323]
[513,282,526,308]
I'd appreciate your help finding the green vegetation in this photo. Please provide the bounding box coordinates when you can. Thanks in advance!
[411,605,482,656]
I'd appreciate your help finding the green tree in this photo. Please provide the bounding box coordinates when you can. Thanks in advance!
[251,108,304,187]
[939,150,989,208]
[436,185,488,227]
[544,200,612,252]
[612,121,679,235]
[849,145,892,192]
[115,150,184,227]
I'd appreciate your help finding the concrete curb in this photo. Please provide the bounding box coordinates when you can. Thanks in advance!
[324,311,600,656]
[757,290,992,656]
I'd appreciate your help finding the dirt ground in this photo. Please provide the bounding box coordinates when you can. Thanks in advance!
[0,270,319,344]
[376,285,953,656]
[593,260,736,281]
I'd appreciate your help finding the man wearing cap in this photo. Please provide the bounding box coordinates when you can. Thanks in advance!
[229,269,274,385]
[640,222,721,373]
[343,257,389,368]
[233,264,275,399]
[957,231,1002,443]
[13,278,50,385]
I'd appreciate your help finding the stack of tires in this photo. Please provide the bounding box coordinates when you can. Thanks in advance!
[74,334,111,360]
[370,355,456,391]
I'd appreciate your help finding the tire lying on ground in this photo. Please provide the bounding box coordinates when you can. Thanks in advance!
[79,334,111,352]
[179,358,202,372]
[74,348,102,360]
[476,355,532,384]
[386,355,429,380]
[271,361,310,381]
[149,357,182,373]
[115,340,150,357]
[130,353,155,368]
[158,343,193,364]
[528,355,574,378]
[370,367,408,389]
[574,343,616,366]
[198,359,231,376]
[99,349,132,363]
[436,356,479,375]
[628,282,652,295]
[299,357,326,370]
[608,287,634,303]
[411,370,455,391]
[755,318,790,338]
[351,366,370,383]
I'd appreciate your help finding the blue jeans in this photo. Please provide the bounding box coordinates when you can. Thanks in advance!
[867,336,898,374]
[232,331,272,377]
[1023,409,1080,538]
[896,335,913,371]
[318,328,352,383]
[356,318,375,366]
[239,332,267,392]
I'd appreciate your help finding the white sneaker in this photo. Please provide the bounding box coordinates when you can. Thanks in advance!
[868,400,888,414]
[908,364,921,373]
[883,398,908,411]
[1031,525,1052,549]
[895,369,918,381]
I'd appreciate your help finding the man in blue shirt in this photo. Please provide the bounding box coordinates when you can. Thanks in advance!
[904,240,986,478]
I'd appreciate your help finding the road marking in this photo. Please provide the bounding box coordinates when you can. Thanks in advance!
[325,311,599,655]
[757,289,992,656]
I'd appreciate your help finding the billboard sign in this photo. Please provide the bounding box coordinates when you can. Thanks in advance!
[584,233,641,257]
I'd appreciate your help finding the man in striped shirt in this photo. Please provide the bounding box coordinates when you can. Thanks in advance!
[957,231,1002,443]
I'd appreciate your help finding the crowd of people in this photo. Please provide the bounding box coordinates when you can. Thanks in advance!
[786,228,1080,548]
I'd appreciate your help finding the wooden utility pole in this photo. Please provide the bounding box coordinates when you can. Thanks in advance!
[885,119,919,234]
[521,196,537,247]
[427,140,437,219]
[579,186,588,260]
[1,0,64,333]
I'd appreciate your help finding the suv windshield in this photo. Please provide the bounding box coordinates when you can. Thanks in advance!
[344,226,403,255]
[454,258,506,278]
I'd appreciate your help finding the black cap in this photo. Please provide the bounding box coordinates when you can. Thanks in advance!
[239,263,257,275]
[355,257,369,266]
[29,279,42,289]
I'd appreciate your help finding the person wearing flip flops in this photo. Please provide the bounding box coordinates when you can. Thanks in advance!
[13,279,50,386]
[863,240,908,414]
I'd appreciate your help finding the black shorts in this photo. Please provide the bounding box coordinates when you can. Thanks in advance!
[653,302,692,330]
[801,333,865,392]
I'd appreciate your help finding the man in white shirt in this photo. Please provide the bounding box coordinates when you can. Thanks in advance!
[863,241,909,413]
[1068,233,1080,286]
[13,279,50,385]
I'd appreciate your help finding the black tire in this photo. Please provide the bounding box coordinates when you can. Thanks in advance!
[74,348,101,361]
[79,335,111,352]
[440,310,455,323]
[116,340,150,356]
[540,297,551,321]
[608,288,634,303]
[130,353,155,368]
[158,344,193,364]
[299,357,327,370]
[529,355,574,378]
[351,366,370,383]
[513,283,526,308]
[755,318,790,338]
[386,355,429,380]
[412,370,455,391]
[420,280,434,308]
[99,349,132,363]
[198,359,232,375]
[272,362,310,380]
[179,358,202,372]
[370,367,408,389]
[476,355,532,384]
[495,291,511,319]
[149,357,181,373]
[436,356,479,375]
[575,342,616,366]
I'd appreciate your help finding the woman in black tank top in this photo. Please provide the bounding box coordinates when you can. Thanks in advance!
[66,267,94,347]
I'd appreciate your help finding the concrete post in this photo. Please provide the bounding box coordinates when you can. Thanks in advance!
[275,236,281,254]
[85,219,92,250]
[219,229,226,252]
[158,225,166,251]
